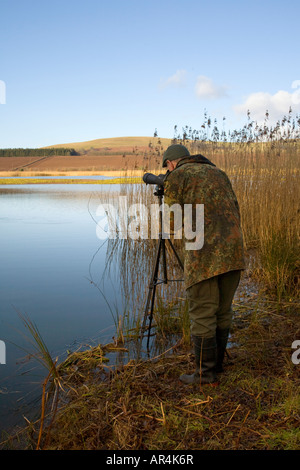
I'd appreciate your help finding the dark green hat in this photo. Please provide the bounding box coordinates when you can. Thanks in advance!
[162,144,190,168]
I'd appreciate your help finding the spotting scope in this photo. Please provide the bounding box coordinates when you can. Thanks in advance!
[142,172,166,187]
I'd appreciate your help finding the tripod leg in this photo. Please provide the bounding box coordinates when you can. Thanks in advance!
[161,237,168,283]
[166,238,184,271]
[146,238,168,350]
[146,274,158,350]
[139,238,162,348]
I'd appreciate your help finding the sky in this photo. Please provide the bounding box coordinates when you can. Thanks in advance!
[0,0,300,148]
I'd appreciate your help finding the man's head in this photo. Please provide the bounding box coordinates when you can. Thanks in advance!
[162,144,190,170]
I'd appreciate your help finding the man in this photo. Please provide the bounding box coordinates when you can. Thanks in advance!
[163,144,245,386]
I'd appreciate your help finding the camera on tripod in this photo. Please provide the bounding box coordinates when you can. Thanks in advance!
[138,170,183,354]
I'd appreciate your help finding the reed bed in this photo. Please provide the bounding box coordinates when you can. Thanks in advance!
[167,127,300,302]
[95,133,299,343]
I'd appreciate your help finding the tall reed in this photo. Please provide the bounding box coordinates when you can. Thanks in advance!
[93,110,299,347]
[111,111,299,324]
[162,110,300,301]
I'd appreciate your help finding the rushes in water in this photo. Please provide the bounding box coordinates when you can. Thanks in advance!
[16,312,63,449]
[17,312,60,382]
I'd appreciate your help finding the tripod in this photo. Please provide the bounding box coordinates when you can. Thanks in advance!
[139,185,184,354]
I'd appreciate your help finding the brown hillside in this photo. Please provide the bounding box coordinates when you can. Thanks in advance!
[0,136,172,172]
[42,136,171,152]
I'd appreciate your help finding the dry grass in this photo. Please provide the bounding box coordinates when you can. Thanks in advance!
[3,292,299,450]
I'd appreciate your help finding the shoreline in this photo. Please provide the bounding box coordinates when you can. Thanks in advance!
[0,176,142,185]
[0,169,151,177]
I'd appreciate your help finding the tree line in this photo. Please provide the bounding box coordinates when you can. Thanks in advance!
[0,148,79,157]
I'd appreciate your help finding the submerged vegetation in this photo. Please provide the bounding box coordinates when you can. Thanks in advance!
[1,109,299,450]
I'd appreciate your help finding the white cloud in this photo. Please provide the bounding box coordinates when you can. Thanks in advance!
[234,84,300,122]
[159,70,187,89]
[195,75,227,99]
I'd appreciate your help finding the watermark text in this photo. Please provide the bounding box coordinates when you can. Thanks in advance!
[95,197,204,250]
[0,340,6,365]
[291,340,300,365]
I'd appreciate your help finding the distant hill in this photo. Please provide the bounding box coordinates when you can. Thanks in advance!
[42,136,172,152]
[0,136,173,172]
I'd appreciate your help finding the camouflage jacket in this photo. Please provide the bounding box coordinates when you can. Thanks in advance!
[163,155,245,289]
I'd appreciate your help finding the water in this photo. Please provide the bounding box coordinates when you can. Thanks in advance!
[0,178,127,435]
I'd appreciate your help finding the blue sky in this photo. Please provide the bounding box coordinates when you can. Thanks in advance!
[0,0,299,148]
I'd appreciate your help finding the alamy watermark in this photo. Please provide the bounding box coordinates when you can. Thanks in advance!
[291,340,300,365]
[0,340,6,365]
[0,80,6,104]
[95,197,204,250]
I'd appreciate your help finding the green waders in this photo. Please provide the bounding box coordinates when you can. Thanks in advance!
[180,270,241,385]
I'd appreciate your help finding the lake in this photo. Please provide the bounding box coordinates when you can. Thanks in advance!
[0,178,133,435]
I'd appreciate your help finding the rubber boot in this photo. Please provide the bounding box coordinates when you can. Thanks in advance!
[216,327,230,373]
[180,335,218,385]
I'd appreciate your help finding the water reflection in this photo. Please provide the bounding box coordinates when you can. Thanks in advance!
[0,180,186,436]
[0,183,126,434]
